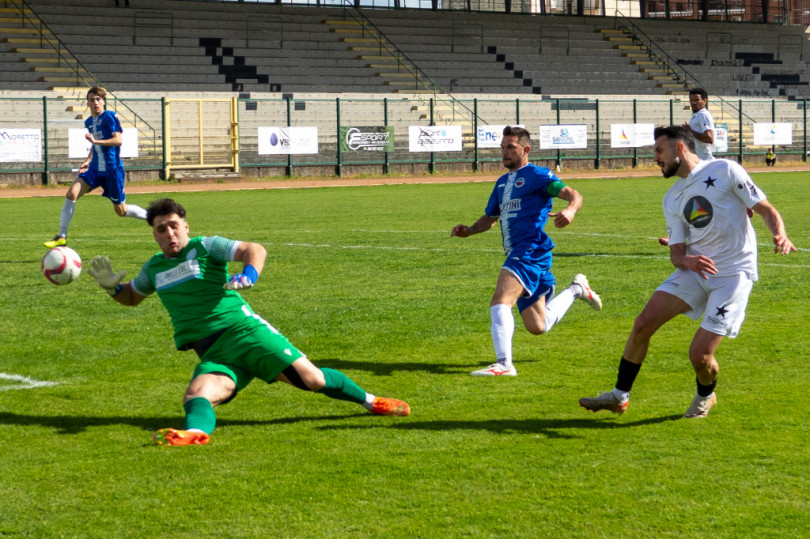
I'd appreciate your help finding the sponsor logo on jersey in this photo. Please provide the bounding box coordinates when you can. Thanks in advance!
[156,260,202,290]
[682,195,713,228]
[501,199,521,213]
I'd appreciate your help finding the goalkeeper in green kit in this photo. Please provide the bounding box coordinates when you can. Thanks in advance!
[88,198,410,446]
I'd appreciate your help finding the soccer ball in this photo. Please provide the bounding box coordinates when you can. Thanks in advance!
[42,246,82,285]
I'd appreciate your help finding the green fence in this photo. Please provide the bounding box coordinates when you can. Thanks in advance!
[0,95,806,183]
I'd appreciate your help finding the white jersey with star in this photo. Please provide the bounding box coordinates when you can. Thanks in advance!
[690,107,716,160]
[663,159,766,281]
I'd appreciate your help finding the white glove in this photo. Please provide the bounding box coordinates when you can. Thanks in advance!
[223,264,258,291]
[87,256,127,295]
[223,274,254,291]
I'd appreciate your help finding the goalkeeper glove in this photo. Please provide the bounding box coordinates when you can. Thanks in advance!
[88,255,127,295]
[224,264,258,291]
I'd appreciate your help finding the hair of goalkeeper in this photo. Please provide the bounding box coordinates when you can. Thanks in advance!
[146,198,187,226]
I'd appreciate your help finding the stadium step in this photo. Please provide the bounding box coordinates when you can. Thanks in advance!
[366,63,413,69]
[340,37,381,44]
[376,72,416,78]
[5,37,59,44]
[2,27,51,34]
[0,16,41,24]
[0,7,33,14]
[20,57,77,64]
[331,28,377,35]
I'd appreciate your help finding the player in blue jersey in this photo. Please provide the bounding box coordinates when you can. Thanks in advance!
[44,87,147,249]
[451,126,602,377]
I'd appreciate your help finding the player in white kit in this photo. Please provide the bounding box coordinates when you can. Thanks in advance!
[579,126,796,418]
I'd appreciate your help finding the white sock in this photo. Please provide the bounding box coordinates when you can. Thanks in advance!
[543,286,576,334]
[490,304,514,368]
[58,198,77,238]
[125,204,147,220]
[612,388,630,403]
[362,393,375,410]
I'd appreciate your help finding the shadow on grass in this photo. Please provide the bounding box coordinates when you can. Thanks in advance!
[0,411,682,440]
[317,414,683,439]
[314,358,539,376]
[0,411,365,435]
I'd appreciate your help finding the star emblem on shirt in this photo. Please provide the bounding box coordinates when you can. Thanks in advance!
[714,304,729,318]
[703,176,717,189]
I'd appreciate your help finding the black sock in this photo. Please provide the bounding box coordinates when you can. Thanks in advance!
[696,377,717,398]
[616,357,642,392]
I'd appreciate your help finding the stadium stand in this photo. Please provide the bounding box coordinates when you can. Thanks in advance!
[0,0,806,98]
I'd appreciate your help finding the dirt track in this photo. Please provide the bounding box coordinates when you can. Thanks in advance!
[1,164,806,199]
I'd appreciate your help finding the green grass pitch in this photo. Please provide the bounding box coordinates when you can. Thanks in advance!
[0,172,808,537]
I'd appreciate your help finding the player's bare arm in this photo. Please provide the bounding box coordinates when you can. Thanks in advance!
[548,186,582,228]
[451,215,498,238]
[668,243,717,280]
[110,283,147,307]
[233,241,267,275]
[752,200,797,255]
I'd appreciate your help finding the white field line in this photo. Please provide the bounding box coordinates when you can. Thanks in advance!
[274,241,810,269]
[0,372,58,391]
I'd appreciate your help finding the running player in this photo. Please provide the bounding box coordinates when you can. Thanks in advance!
[451,126,602,377]
[580,126,795,418]
[44,87,146,248]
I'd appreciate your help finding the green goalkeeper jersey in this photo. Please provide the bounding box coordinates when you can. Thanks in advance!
[131,235,251,349]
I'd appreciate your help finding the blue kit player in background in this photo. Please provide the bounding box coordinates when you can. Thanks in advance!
[44,86,147,249]
[451,126,602,377]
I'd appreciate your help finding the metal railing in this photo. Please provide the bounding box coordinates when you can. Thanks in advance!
[6,0,158,153]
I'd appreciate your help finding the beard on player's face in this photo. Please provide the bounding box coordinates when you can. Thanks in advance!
[659,156,681,178]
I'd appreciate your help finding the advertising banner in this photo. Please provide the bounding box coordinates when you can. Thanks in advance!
[610,123,655,148]
[753,123,792,146]
[713,123,728,153]
[476,124,524,148]
[339,126,394,152]
[408,125,462,152]
[0,128,42,162]
[69,128,139,159]
[258,126,319,155]
[539,124,588,149]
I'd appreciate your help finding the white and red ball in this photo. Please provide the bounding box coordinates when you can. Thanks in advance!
[42,246,82,285]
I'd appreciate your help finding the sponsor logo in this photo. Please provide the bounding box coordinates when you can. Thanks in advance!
[345,127,391,151]
[514,178,525,188]
[417,127,455,146]
[552,127,575,146]
[0,130,40,141]
[156,260,202,290]
[682,195,713,228]
[501,199,521,213]
[270,132,289,147]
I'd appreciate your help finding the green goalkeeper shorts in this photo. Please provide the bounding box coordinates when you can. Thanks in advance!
[191,313,305,392]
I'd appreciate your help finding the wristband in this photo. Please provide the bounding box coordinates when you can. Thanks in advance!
[243,264,259,283]
[108,284,123,296]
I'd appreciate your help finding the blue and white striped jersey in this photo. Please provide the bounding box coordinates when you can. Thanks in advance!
[485,164,560,255]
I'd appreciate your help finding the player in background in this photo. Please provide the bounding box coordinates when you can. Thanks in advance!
[88,198,410,446]
[659,87,718,246]
[44,87,146,249]
[684,87,715,161]
[451,126,602,377]
[580,126,795,418]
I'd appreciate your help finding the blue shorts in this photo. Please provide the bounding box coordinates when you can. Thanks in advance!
[502,250,556,313]
[79,165,126,204]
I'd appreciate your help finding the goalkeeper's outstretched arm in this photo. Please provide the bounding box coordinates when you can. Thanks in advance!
[87,255,147,306]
